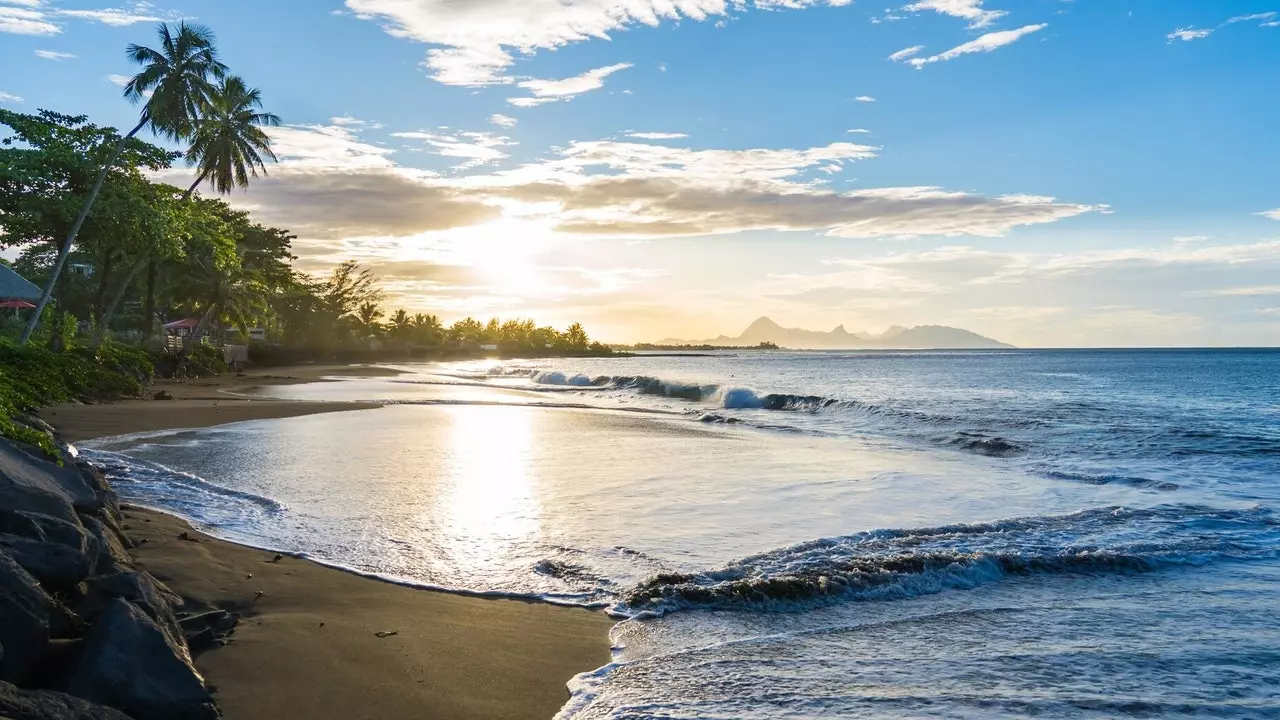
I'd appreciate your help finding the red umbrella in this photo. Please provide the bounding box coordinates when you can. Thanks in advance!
[0,300,35,309]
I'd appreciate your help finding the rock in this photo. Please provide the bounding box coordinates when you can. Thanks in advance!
[0,681,134,720]
[152,391,173,401]
[0,512,95,595]
[81,572,184,650]
[71,464,118,518]
[0,441,84,526]
[0,551,52,684]
[79,516,131,577]
[60,598,217,720]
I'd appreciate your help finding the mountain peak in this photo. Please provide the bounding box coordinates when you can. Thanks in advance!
[744,316,782,332]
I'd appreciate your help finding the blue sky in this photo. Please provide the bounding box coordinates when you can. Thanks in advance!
[2,0,1279,345]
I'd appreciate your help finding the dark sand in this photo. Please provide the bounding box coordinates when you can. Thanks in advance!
[43,364,392,443]
[44,365,615,720]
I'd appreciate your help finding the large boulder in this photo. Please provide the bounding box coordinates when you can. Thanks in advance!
[0,681,133,720]
[81,572,185,651]
[0,551,52,684]
[59,598,216,720]
[78,516,131,576]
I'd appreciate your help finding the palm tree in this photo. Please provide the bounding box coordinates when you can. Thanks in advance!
[184,76,280,196]
[21,21,225,345]
[130,76,279,348]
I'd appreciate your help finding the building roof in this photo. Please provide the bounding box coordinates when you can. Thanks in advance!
[0,264,41,302]
[163,318,201,330]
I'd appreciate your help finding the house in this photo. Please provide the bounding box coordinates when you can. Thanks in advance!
[0,265,41,302]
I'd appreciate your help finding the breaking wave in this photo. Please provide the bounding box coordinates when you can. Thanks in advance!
[615,504,1280,616]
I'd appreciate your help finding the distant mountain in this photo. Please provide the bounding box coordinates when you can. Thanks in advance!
[660,317,1013,349]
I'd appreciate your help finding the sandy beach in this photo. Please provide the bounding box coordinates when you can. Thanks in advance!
[41,365,615,720]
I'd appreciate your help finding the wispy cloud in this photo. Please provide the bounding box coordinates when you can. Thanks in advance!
[0,91,24,104]
[106,74,132,86]
[508,63,633,107]
[902,0,1007,29]
[489,113,518,128]
[888,45,924,61]
[854,95,876,102]
[58,4,161,26]
[627,132,688,140]
[391,129,517,170]
[34,49,75,60]
[902,23,1047,68]
[1262,208,1280,220]
[1198,285,1280,297]
[0,2,60,35]
[343,0,855,85]
[847,128,872,134]
[1167,11,1276,42]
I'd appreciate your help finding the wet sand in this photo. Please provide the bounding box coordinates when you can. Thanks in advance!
[43,365,614,720]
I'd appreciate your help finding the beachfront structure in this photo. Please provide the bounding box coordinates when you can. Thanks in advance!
[0,265,41,302]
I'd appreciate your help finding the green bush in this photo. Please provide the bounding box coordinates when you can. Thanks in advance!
[0,341,154,459]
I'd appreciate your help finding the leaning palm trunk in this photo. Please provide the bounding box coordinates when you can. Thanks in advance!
[19,118,149,346]
[181,304,218,357]
[90,253,150,348]
[97,173,209,349]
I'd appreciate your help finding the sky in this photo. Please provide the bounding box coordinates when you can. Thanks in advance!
[2,0,1279,346]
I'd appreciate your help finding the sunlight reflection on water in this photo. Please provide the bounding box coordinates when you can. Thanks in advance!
[436,406,541,575]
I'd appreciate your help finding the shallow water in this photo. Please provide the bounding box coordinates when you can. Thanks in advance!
[83,350,1280,718]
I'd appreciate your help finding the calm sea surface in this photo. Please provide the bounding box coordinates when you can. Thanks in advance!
[83,350,1280,718]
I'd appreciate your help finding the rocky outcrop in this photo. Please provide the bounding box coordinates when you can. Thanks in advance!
[0,434,226,719]
[0,551,52,684]
[60,599,217,720]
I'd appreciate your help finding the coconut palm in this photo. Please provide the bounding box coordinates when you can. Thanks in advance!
[184,76,280,196]
[22,21,226,345]
[98,76,280,347]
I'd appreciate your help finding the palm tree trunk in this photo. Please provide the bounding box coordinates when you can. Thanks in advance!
[91,252,149,348]
[92,253,115,326]
[19,117,149,346]
[133,170,209,349]
[181,304,218,357]
[141,257,157,345]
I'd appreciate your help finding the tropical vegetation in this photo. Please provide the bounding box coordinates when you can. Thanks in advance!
[0,20,613,448]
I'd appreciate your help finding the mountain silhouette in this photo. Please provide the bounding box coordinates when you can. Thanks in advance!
[662,317,1013,349]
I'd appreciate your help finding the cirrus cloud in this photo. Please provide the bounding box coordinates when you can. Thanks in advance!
[344,0,855,85]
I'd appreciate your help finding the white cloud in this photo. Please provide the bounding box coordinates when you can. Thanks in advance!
[888,45,924,61]
[106,74,132,87]
[392,129,517,170]
[330,115,384,128]
[1167,27,1212,42]
[1226,12,1276,25]
[198,125,1096,245]
[1167,11,1277,42]
[1199,285,1280,297]
[58,5,160,26]
[854,95,876,102]
[459,142,1097,239]
[1261,208,1280,220]
[507,62,632,106]
[902,0,1007,29]
[34,49,74,60]
[846,128,871,133]
[0,91,24,104]
[268,123,399,170]
[904,23,1047,67]
[0,3,59,34]
[344,0,854,85]
[627,132,688,140]
[490,113,518,128]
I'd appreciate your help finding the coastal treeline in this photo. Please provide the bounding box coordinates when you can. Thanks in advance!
[0,22,611,363]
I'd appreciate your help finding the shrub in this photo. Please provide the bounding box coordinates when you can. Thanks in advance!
[0,341,154,459]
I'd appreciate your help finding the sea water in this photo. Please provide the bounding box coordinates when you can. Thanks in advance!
[82,350,1280,718]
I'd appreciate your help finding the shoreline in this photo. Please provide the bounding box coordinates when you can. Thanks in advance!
[42,364,616,720]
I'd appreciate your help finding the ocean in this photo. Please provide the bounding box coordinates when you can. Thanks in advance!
[82,349,1280,718]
